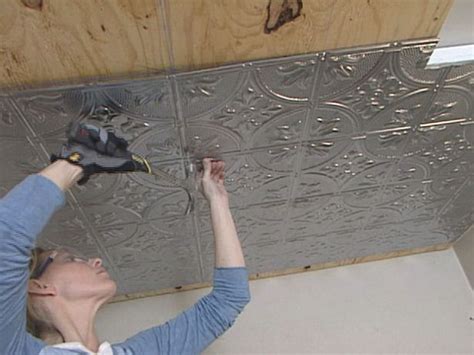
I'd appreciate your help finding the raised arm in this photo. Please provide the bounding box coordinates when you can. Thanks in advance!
[0,160,83,353]
[204,158,246,268]
[116,158,251,354]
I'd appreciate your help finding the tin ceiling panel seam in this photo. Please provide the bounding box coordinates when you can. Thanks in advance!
[279,54,324,247]
[168,73,206,282]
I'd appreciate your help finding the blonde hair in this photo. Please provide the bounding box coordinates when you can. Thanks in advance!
[27,247,65,345]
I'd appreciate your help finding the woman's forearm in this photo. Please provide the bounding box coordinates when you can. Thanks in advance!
[209,199,246,268]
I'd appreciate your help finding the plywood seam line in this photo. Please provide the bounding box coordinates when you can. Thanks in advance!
[156,0,177,74]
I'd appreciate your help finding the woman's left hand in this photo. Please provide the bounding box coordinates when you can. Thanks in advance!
[198,158,229,205]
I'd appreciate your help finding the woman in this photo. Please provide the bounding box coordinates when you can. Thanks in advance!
[0,152,250,354]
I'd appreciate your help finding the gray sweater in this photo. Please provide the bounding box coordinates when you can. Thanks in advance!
[0,175,250,354]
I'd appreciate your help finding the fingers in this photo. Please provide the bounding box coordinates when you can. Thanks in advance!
[211,161,225,182]
[202,158,212,180]
[202,158,225,183]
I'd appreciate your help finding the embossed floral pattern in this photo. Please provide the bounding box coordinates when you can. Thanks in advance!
[338,68,410,120]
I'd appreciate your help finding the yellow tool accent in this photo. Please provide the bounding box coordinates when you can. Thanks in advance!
[132,154,152,174]
[69,152,82,162]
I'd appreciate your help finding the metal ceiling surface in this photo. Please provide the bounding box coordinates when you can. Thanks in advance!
[0,39,473,296]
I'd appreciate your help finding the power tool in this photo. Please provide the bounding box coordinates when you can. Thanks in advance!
[51,122,195,215]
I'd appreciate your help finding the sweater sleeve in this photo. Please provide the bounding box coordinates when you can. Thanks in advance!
[0,174,65,354]
[114,267,251,355]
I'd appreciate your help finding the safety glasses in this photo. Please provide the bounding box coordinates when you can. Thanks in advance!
[30,246,90,279]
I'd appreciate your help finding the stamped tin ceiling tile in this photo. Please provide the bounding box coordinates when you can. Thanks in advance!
[323,67,411,132]
[251,142,300,172]
[114,257,201,294]
[199,201,288,255]
[317,47,385,101]
[76,179,190,227]
[216,150,296,208]
[0,138,45,185]
[319,43,443,135]
[421,87,473,126]
[254,54,318,101]
[398,122,473,178]
[106,222,202,293]
[244,243,291,275]
[360,128,411,161]
[246,108,307,149]
[287,194,369,239]
[284,230,364,268]
[239,238,292,276]
[297,138,395,196]
[184,121,243,157]
[438,177,473,242]
[37,204,103,258]
[127,124,184,162]
[11,78,176,141]
[175,67,246,120]
[11,89,98,139]
[75,159,185,210]
[199,200,289,279]
[362,89,434,135]
[99,78,175,121]
[306,105,357,141]
[352,220,448,257]
[0,97,30,138]
[387,158,430,183]
[396,41,444,86]
[294,171,340,198]
[367,179,458,225]
[105,222,198,267]
[0,99,46,194]
[445,63,474,84]
[178,69,310,153]
[339,186,383,209]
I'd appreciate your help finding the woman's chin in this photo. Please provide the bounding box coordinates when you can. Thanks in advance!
[99,278,117,301]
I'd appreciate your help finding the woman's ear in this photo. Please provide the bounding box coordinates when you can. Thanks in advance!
[28,279,57,296]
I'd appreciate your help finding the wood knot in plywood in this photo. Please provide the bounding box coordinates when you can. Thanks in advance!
[21,0,43,11]
[265,0,303,34]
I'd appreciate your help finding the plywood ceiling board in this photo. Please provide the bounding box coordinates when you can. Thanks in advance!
[0,0,169,88]
[165,0,454,71]
[324,0,453,48]
[0,0,454,88]
[1,39,472,297]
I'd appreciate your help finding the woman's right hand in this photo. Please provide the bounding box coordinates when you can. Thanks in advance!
[198,158,229,205]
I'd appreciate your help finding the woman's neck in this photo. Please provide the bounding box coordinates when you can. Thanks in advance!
[48,300,102,352]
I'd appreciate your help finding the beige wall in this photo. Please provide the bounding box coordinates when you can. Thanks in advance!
[454,225,474,290]
[96,248,473,354]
